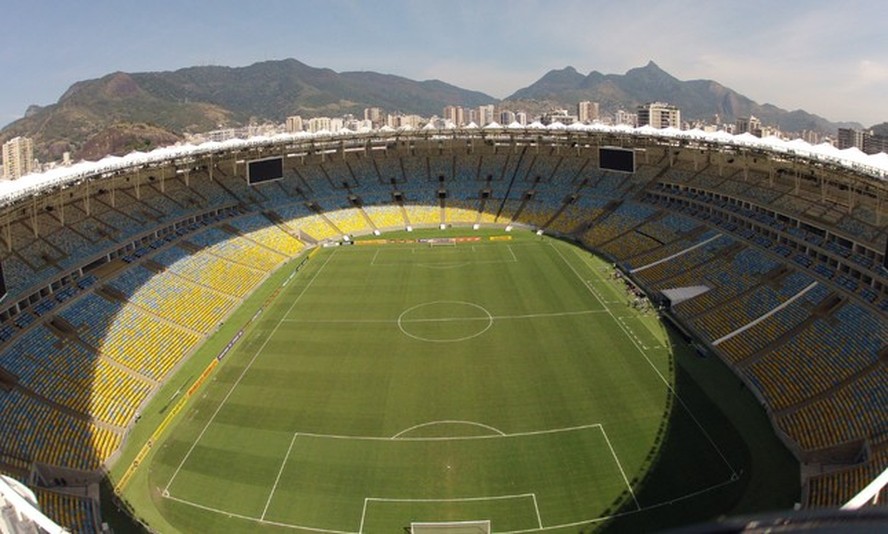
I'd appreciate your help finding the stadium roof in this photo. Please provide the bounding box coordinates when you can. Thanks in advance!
[1,124,886,209]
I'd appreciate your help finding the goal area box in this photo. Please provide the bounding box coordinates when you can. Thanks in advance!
[412,520,490,534]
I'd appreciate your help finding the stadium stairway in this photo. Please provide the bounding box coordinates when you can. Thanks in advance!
[644,241,746,286]
[621,224,711,267]
[476,198,492,224]
[540,196,580,230]
[577,199,623,235]
[595,209,668,249]
[735,293,844,368]
[5,380,123,434]
[318,212,345,236]
[683,265,793,322]
[263,210,312,242]
[772,359,888,417]
[357,206,379,232]
[399,203,411,226]
[506,195,532,225]
[48,314,160,388]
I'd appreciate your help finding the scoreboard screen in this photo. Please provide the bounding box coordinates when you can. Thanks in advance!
[247,157,284,185]
[599,147,635,173]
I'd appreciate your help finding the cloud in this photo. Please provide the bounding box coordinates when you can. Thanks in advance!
[1,0,885,127]
[855,60,888,86]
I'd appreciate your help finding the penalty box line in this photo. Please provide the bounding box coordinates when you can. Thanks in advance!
[296,423,631,531]
[163,493,356,534]
[163,248,340,495]
[162,421,739,533]
[360,493,542,534]
[288,422,604,442]
[165,423,629,532]
[162,475,741,534]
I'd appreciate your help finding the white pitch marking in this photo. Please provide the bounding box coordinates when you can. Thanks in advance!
[281,308,608,325]
[165,493,356,533]
[507,244,518,262]
[531,493,544,529]
[284,423,603,443]
[552,242,738,477]
[497,477,741,533]
[599,425,640,510]
[164,420,742,533]
[164,249,340,494]
[261,432,299,520]
[361,493,540,531]
[391,420,507,439]
[164,475,741,534]
[365,492,539,504]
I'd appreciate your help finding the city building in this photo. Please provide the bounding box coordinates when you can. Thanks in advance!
[2,136,34,180]
[500,110,516,125]
[800,129,822,145]
[363,107,384,127]
[864,134,888,155]
[477,105,496,126]
[735,116,762,136]
[637,102,681,129]
[540,109,577,126]
[615,109,637,127]
[577,101,599,123]
[386,114,422,129]
[286,115,304,133]
[443,106,465,127]
[837,128,869,150]
[837,127,887,154]
[307,117,333,133]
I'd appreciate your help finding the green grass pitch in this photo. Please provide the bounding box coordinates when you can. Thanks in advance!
[120,231,786,533]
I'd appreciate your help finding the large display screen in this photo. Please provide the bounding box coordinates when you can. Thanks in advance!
[247,157,284,185]
[599,147,635,173]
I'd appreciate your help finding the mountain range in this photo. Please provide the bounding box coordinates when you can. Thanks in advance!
[0,58,867,161]
[505,62,863,135]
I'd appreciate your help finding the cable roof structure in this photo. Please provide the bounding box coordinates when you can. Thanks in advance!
[1,124,886,210]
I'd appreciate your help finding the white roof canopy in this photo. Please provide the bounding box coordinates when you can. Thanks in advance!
[1,125,885,209]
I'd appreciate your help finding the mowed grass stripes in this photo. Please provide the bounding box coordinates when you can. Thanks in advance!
[147,234,735,532]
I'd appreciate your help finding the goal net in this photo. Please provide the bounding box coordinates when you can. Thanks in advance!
[427,238,457,247]
[411,520,491,534]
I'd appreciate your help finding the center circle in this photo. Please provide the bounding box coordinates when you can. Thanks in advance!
[397,301,494,343]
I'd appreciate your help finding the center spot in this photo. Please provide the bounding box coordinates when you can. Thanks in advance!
[397,301,494,343]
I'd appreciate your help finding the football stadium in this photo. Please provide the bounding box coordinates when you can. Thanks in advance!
[0,126,885,532]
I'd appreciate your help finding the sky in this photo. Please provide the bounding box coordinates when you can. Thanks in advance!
[1,0,887,128]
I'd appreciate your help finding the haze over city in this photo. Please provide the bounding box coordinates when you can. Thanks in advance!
[1,0,886,127]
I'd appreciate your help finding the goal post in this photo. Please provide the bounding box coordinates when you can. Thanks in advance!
[411,520,491,534]
[427,238,457,247]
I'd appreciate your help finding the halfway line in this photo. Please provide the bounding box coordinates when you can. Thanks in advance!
[281,309,607,325]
